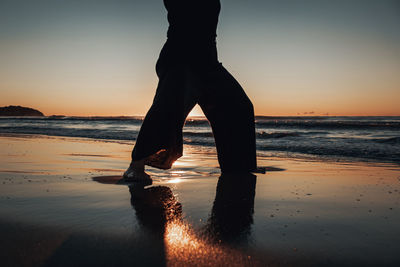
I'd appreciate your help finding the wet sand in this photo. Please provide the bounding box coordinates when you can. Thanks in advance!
[0,134,399,266]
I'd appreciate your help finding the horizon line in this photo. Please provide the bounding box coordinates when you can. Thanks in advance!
[2,114,400,118]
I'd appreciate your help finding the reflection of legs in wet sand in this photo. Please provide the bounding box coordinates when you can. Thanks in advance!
[107,171,256,245]
[206,173,257,245]
[128,173,257,266]
[129,185,182,234]
[128,185,182,267]
[127,174,257,247]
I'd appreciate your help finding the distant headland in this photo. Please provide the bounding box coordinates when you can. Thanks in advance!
[0,105,44,116]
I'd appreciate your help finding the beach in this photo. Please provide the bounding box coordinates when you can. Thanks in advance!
[1,0,400,265]
[0,133,399,266]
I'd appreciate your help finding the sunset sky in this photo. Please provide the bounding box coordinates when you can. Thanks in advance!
[0,0,399,116]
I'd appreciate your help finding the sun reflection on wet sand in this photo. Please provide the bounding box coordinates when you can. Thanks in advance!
[167,178,182,184]
[130,174,258,266]
[127,174,259,267]
[165,220,199,249]
[171,160,187,167]
[170,170,186,174]
[164,219,255,267]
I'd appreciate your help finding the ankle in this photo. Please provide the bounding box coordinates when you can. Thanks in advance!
[131,160,145,172]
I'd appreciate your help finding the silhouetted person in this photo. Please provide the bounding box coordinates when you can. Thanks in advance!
[124,0,257,181]
[205,173,257,245]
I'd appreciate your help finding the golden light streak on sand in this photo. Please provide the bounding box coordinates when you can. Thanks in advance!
[165,220,200,249]
[167,178,182,184]
[171,160,187,167]
[164,219,255,266]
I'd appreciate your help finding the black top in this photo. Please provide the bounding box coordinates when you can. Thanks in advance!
[164,0,221,41]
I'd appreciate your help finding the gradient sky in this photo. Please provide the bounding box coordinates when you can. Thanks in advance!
[0,0,399,116]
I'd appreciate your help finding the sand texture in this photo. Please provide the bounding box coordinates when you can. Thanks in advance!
[1,134,399,266]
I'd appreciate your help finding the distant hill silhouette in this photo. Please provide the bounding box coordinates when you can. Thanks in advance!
[0,105,44,116]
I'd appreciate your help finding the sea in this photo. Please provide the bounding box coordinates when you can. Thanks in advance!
[1,116,399,165]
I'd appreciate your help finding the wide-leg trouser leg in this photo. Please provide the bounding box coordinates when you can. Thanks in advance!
[131,66,196,168]
[196,63,257,173]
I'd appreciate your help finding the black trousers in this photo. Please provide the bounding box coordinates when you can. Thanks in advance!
[131,39,257,173]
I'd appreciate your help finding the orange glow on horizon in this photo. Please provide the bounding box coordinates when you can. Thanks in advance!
[1,78,399,117]
[3,100,397,117]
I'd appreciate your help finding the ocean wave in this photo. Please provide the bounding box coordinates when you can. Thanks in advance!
[0,126,138,141]
[255,120,400,130]
[183,131,214,137]
[373,137,400,145]
[257,143,400,163]
[257,131,300,138]
[184,131,312,139]
[1,116,399,130]
[184,119,210,126]
[1,116,400,165]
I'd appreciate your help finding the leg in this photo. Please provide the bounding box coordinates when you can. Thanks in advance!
[124,66,196,180]
[133,66,197,165]
[196,63,257,173]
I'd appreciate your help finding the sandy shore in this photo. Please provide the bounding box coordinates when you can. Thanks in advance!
[0,134,399,266]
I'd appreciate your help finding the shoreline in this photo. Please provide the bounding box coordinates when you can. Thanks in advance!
[1,132,399,169]
[2,115,399,165]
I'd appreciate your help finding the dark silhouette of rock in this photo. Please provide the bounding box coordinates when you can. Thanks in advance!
[0,105,44,116]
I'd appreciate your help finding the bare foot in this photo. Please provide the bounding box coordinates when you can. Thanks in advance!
[122,164,152,185]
